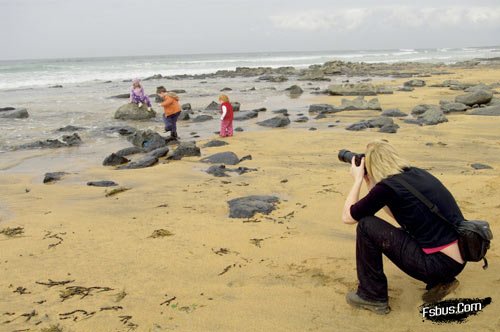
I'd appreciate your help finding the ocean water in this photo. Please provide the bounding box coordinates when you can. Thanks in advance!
[1,47,499,90]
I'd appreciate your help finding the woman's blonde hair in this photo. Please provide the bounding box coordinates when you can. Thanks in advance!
[219,94,229,102]
[365,140,410,183]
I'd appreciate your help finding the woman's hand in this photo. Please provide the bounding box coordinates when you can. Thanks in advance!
[350,156,365,182]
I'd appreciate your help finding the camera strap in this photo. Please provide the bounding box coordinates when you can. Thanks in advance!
[391,177,457,229]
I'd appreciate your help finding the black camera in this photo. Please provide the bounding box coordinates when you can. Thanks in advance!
[338,149,365,167]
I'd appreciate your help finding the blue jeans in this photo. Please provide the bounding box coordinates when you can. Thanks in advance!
[163,112,180,135]
[356,216,465,301]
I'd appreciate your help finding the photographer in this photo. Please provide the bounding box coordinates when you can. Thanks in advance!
[342,141,465,314]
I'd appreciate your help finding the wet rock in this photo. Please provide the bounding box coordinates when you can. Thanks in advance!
[411,104,440,116]
[169,141,201,160]
[233,110,258,121]
[252,107,267,113]
[471,163,493,170]
[455,90,493,106]
[56,125,86,132]
[227,195,279,218]
[346,121,369,131]
[147,146,170,159]
[339,96,381,111]
[114,103,156,120]
[43,172,67,184]
[50,85,63,88]
[205,101,220,110]
[207,165,257,177]
[118,156,158,169]
[127,129,167,152]
[381,109,407,117]
[379,123,400,133]
[272,109,289,115]
[239,154,252,162]
[466,104,500,116]
[0,107,29,119]
[115,146,144,157]
[285,85,303,96]
[178,110,191,121]
[221,87,232,92]
[235,127,244,132]
[103,126,137,136]
[192,115,214,122]
[232,102,241,112]
[203,140,229,148]
[294,116,309,123]
[440,102,469,113]
[309,127,317,131]
[109,93,130,99]
[404,79,426,87]
[170,89,186,94]
[18,133,82,150]
[181,103,192,110]
[87,181,118,187]
[200,152,240,165]
[257,115,290,128]
[103,153,130,166]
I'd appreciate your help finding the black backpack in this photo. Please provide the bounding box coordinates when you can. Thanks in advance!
[392,177,493,269]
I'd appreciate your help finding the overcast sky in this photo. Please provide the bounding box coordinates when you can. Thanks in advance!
[1,0,499,60]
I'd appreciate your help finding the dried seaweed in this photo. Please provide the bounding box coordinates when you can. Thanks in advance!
[105,187,130,197]
[36,279,74,288]
[0,227,24,237]
[60,286,113,301]
[149,229,174,238]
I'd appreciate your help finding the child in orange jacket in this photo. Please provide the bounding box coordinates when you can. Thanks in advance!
[157,86,181,139]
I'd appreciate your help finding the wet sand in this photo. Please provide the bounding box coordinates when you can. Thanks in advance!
[1,67,500,331]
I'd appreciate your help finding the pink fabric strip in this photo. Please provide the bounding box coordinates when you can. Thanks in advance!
[422,240,458,254]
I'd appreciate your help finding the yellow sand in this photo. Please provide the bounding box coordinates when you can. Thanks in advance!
[1,67,499,331]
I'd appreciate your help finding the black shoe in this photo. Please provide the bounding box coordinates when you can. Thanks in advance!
[422,279,459,303]
[346,291,390,315]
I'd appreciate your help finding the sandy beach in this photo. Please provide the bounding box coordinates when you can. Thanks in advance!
[1,66,500,332]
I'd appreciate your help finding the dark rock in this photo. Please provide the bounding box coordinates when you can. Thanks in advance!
[115,146,143,157]
[192,115,214,122]
[43,172,67,184]
[103,126,136,136]
[206,165,229,177]
[114,103,156,120]
[441,102,469,113]
[147,146,170,159]
[220,87,232,91]
[87,181,118,187]
[346,121,369,131]
[227,195,279,218]
[200,152,240,165]
[466,104,500,116]
[379,123,400,133]
[50,85,63,88]
[308,104,339,114]
[170,89,186,94]
[309,127,317,131]
[235,127,244,132]
[258,75,288,82]
[232,102,241,112]
[234,110,258,121]
[381,109,407,117]
[0,107,15,111]
[178,110,191,121]
[118,156,158,169]
[205,101,220,110]
[411,104,440,116]
[181,103,192,110]
[285,85,303,95]
[18,133,82,150]
[455,90,493,106]
[367,117,394,128]
[56,125,86,132]
[272,109,289,115]
[127,129,167,152]
[404,79,426,87]
[403,118,423,125]
[471,163,493,170]
[257,115,290,128]
[203,140,229,148]
[464,84,490,93]
[397,86,414,92]
[411,109,448,126]
[294,116,309,123]
[0,107,29,119]
[315,114,327,119]
[252,107,267,113]
[144,74,163,80]
[103,153,130,166]
[170,141,201,160]
[109,93,130,99]
[239,155,252,162]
